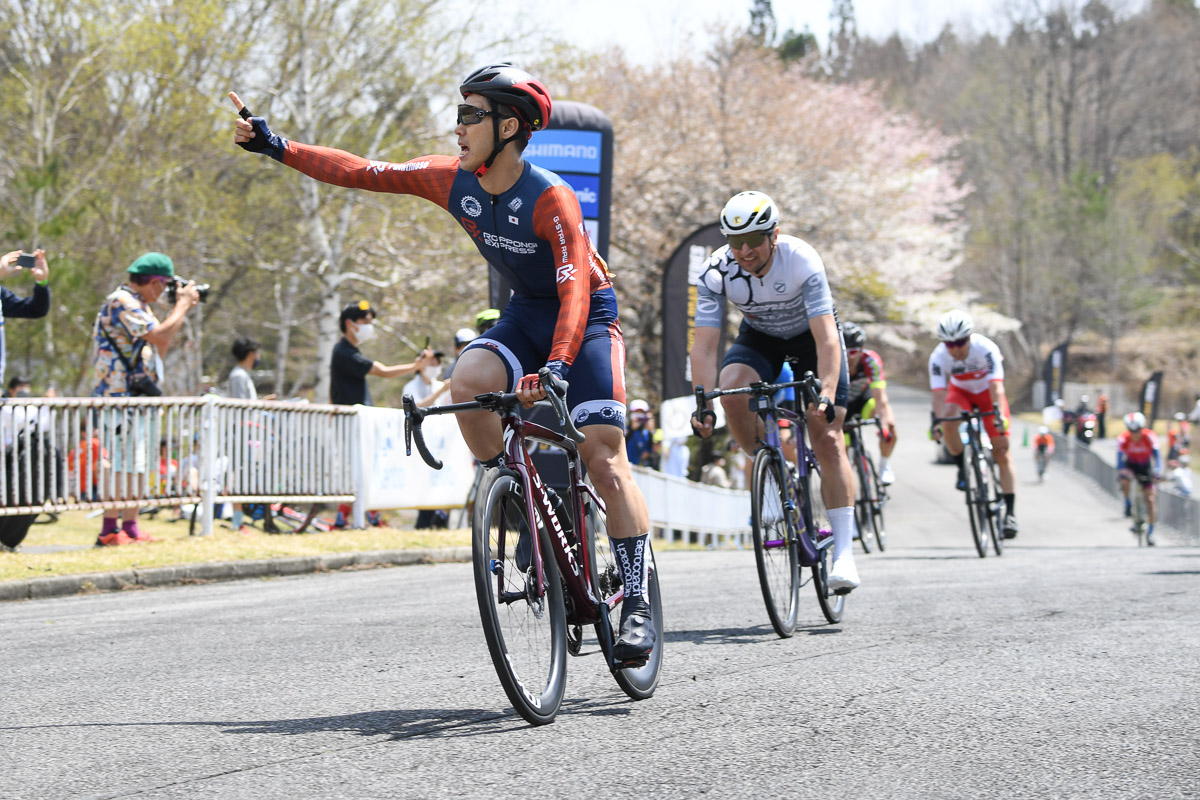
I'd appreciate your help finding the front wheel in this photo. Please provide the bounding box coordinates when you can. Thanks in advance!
[586,494,663,700]
[802,458,844,624]
[473,468,567,726]
[964,454,989,558]
[987,459,1005,556]
[1132,490,1148,546]
[751,450,800,637]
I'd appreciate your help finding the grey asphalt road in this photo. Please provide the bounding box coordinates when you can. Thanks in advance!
[2,386,1197,799]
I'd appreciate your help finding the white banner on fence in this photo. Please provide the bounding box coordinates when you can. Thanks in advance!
[660,394,726,439]
[356,406,475,510]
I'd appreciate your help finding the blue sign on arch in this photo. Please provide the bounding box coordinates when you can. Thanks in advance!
[560,174,600,217]
[525,129,603,175]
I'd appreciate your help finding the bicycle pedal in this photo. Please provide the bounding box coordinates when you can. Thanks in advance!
[614,655,649,670]
[833,587,853,596]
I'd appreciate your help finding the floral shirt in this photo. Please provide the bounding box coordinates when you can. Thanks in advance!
[92,285,161,397]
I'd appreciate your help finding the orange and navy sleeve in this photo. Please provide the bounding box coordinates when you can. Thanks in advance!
[531,185,604,367]
[281,144,458,211]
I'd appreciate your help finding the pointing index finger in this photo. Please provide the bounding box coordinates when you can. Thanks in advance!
[228,91,252,119]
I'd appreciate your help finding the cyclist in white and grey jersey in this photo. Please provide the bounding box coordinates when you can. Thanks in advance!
[690,191,860,592]
[694,235,834,339]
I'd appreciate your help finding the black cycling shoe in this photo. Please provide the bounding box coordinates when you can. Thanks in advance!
[613,597,656,667]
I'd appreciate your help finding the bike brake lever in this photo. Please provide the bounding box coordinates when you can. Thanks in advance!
[539,367,585,444]
[402,394,443,470]
[692,385,716,430]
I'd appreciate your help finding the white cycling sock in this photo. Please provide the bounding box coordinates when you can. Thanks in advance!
[878,457,890,472]
[828,506,856,561]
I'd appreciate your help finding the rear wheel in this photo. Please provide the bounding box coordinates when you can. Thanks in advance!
[751,450,800,637]
[850,446,875,554]
[802,459,844,624]
[472,468,567,726]
[864,453,887,552]
[585,493,663,700]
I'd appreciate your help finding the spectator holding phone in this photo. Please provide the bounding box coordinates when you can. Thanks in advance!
[0,249,51,388]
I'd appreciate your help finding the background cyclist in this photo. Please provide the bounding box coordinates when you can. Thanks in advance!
[842,322,898,486]
[231,64,656,664]
[690,191,860,592]
[1117,411,1161,545]
[928,310,1020,538]
[1033,425,1055,479]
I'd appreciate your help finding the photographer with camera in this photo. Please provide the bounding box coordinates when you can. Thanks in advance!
[0,249,51,388]
[90,252,200,546]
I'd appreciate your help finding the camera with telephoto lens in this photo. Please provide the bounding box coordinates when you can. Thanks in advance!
[166,276,210,303]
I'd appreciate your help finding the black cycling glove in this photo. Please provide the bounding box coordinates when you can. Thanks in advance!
[238,114,288,162]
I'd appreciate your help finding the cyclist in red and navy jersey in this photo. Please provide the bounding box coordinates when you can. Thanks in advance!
[842,322,898,486]
[928,310,1020,538]
[1117,411,1161,545]
[230,65,656,664]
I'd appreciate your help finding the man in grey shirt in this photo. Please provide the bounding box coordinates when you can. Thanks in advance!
[228,337,272,532]
[229,336,260,400]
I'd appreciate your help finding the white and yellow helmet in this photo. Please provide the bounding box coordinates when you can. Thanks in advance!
[720,191,779,236]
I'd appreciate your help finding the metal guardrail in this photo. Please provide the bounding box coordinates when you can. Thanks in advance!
[0,397,357,535]
[1050,432,1199,541]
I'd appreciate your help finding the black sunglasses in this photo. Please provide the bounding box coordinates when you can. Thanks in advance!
[726,231,770,250]
[457,104,494,126]
[945,336,971,348]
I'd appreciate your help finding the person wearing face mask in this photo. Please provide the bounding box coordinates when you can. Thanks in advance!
[330,300,434,529]
[403,350,454,531]
[330,300,435,407]
[402,350,452,409]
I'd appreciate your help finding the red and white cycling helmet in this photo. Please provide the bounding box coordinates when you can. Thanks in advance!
[936,310,974,342]
[459,64,552,178]
[1125,411,1146,432]
[460,63,552,133]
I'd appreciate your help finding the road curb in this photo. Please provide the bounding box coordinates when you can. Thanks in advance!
[0,546,473,602]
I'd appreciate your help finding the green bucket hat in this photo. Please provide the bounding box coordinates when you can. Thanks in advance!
[126,252,175,276]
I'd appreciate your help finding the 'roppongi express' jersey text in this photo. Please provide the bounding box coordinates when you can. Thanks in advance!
[279,145,610,370]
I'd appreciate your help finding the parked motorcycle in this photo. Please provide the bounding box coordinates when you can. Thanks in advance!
[1075,411,1097,445]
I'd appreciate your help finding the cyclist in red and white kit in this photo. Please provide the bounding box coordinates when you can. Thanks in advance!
[929,310,1020,538]
[1117,411,1161,545]
[230,65,656,663]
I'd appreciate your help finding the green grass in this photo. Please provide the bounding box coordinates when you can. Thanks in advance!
[2,508,707,583]
[1,510,472,583]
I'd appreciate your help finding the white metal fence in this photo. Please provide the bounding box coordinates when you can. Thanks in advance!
[0,397,357,535]
[1,396,760,542]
